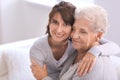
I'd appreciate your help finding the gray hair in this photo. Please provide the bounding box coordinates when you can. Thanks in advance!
[75,5,108,34]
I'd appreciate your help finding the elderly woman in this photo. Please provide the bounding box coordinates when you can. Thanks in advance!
[60,5,118,80]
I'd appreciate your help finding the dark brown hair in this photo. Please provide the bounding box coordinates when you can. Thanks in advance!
[46,1,76,35]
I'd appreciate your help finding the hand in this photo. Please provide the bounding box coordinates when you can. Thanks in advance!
[77,52,96,76]
[30,59,48,80]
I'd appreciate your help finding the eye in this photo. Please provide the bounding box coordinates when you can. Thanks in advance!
[81,31,86,33]
[51,19,58,25]
[80,30,87,34]
[63,23,71,27]
[79,28,87,34]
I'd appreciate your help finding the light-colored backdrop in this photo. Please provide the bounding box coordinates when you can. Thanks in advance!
[95,0,120,46]
[0,0,2,43]
[0,0,51,44]
[0,0,120,46]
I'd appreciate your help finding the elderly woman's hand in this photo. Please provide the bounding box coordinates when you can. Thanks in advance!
[77,52,96,76]
[30,59,48,80]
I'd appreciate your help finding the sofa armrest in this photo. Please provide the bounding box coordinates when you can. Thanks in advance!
[0,38,38,80]
[3,48,35,80]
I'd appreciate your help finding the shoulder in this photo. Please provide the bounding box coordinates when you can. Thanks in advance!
[30,35,49,60]
[32,34,49,49]
[35,35,48,45]
[30,34,49,56]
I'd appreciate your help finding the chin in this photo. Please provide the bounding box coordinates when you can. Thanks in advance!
[54,38,65,42]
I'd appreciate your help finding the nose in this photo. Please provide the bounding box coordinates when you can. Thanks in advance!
[72,31,80,39]
[57,24,63,33]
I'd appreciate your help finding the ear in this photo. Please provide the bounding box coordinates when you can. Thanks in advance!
[96,32,103,42]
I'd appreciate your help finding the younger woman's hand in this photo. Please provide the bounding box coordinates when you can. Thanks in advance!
[30,59,48,80]
[77,52,96,76]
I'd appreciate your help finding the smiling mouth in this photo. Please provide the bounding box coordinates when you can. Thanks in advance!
[55,33,64,38]
[72,39,79,43]
[72,40,82,45]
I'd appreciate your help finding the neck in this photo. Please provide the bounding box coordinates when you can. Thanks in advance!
[77,49,87,60]
[77,49,87,54]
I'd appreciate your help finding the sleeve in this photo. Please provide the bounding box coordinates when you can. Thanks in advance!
[88,38,120,57]
[30,43,46,66]
[30,42,54,80]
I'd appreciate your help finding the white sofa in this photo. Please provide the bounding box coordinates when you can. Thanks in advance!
[0,38,120,80]
[0,38,38,80]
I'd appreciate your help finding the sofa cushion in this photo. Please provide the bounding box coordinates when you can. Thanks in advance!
[3,48,35,80]
[0,50,8,80]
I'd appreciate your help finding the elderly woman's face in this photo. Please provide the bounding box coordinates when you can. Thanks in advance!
[71,18,98,51]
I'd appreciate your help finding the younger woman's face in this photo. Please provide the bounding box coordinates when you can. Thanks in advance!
[49,12,72,43]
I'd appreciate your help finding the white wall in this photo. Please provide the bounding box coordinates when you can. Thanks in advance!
[22,1,51,40]
[95,0,120,46]
[0,0,51,44]
[0,0,95,44]
[1,0,26,44]
[1,0,120,45]
[0,0,2,44]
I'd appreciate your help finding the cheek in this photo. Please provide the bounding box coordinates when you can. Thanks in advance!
[49,24,52,30]
[90,33,97,42]
[67,28,72,33]
[66,28,72,35]
[86,35,96,48]
[80,34,87,41]
[70,32,73,38]
[49,25,56,31]
[80,35,90,46]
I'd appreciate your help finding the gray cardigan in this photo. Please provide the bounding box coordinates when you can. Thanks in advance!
[60,51,118,80]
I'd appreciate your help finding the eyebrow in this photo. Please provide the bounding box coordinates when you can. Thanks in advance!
[51,19,58,23]
[80,28,86,31]
[51,18,57,21]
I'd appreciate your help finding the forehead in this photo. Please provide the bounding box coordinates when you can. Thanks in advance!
[73,18,93,31]
[52,12,62,19]
[74,18,90,26]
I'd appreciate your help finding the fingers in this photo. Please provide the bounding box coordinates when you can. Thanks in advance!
[31,59,38,65]
[30,59,48,80]
[31,59,46,70]
[43,64,47,70]
[82,59,91,76]
[77,53,96,76]
[30,59,40,74]
[77,58,89,76]
[88,59,96,73]
[77,62,86,76]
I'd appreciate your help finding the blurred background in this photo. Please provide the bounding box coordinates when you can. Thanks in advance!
[0,0,120,46]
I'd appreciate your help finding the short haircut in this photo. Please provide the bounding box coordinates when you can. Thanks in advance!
[75,5,108,34]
